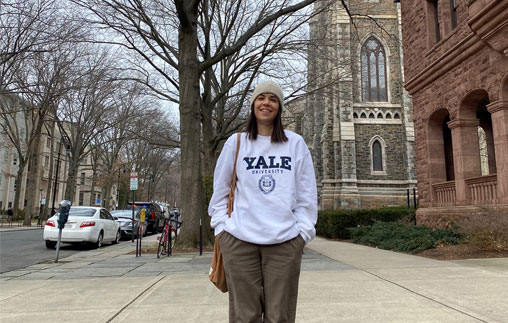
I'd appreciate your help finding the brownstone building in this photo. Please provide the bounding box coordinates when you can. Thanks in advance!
[400,0,508,236]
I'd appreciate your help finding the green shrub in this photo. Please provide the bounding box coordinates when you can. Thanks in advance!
[316,206,414,239]
[16,209,25,220]
[348,221,463,254]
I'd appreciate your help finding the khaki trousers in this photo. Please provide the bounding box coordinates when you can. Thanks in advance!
[218,231,305,323]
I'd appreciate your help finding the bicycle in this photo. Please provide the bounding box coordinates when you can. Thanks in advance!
[157,217,182,258]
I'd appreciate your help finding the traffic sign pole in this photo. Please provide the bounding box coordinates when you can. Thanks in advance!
[130,172,138,243]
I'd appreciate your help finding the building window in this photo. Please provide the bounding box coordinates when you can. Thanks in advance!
[428,0,441,43]
[14,179,17,191]
[370,136,387,175]
[361,37,388,102]
[80,172,85,185]
[13,152,17,165]
[3,148,8,163]
[79,192,84,206]
[373,141,383,171]
[44,156,49,167]
[47,137,51,148]
[450,0,457,29]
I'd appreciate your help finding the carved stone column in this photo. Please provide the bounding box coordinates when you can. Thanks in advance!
[447,119,482,205]
[487,100,508,203]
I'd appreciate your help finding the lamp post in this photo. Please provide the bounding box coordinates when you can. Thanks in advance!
[51,136,70,216]
[115,164,126,209]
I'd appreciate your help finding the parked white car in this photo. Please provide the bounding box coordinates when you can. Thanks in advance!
[44,206,121,249]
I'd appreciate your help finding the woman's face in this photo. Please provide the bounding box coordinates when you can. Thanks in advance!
[253,93,279,125]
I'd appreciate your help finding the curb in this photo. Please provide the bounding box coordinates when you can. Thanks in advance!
[0,227,43,232]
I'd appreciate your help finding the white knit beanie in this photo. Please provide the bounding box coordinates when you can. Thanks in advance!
[249,80,284,110]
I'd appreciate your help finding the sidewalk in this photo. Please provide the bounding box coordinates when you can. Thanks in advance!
[1,236,507,322]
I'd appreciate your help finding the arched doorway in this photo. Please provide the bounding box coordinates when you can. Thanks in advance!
[476,97,496,175]
[427,109,454,206]
[451,89,494,204]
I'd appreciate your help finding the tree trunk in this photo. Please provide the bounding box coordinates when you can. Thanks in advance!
[24,118,44,226]
[103,184,112,208]
[43,122,56,221]
[64,155,80,203]
[89,177,96,206]
[89,159,99,206]
[177,17,213,248]
[12,159,26,221]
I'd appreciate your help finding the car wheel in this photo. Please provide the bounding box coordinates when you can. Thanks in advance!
[95,232,103,249]
[45,240,56,249]
[112,230,121,244]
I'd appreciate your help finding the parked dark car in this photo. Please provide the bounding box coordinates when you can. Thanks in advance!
[126,202,164,234]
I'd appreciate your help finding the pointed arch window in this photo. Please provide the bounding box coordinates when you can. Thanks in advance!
[361,37,388,102]
[372,141,383,171]
[369,136,387,175]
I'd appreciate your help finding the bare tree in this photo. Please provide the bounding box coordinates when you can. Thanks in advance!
[0,94,30,219]
[93,83,178,209]
[71,0,324,248]
[0,0,72,90]
[56,48,122,203]
[0,31,82,225]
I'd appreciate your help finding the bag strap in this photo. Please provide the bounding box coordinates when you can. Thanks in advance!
[227,133,241,217]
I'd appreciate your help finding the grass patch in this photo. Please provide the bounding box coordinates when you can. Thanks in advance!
[348,221,464,254]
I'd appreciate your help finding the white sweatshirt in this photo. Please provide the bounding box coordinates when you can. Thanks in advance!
[208,130,317,245]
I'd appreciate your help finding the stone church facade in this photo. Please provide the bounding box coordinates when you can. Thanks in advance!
[399,0,508,236]
[305,1,416,210]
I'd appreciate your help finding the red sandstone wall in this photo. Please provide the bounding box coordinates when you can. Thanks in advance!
[400,0,508,208]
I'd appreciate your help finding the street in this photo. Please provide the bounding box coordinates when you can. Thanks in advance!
[0,229,129,273]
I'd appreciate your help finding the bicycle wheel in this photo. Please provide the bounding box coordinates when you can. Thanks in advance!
[167,227,173,256]
[157,229,168,258]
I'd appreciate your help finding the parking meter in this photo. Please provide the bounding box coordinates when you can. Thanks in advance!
[57,200,72,229]
[55,200,71,263]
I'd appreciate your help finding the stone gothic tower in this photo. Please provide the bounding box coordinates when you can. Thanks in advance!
[305,0,416,210]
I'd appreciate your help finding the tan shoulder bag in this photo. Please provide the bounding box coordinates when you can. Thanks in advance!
[209,133,241,293]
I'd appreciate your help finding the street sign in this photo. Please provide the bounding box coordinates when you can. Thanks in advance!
[140,208,146,223]
[130,172,138,191]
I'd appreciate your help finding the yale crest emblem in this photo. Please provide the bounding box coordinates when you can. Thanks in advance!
[258,175,276,194]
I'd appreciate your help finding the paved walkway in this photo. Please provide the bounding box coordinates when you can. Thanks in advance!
[0,235,507,322]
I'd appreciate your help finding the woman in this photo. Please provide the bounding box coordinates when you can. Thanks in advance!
[208,80,317,322]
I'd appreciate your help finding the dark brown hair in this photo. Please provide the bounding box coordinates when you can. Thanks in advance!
[245,102,288,143]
